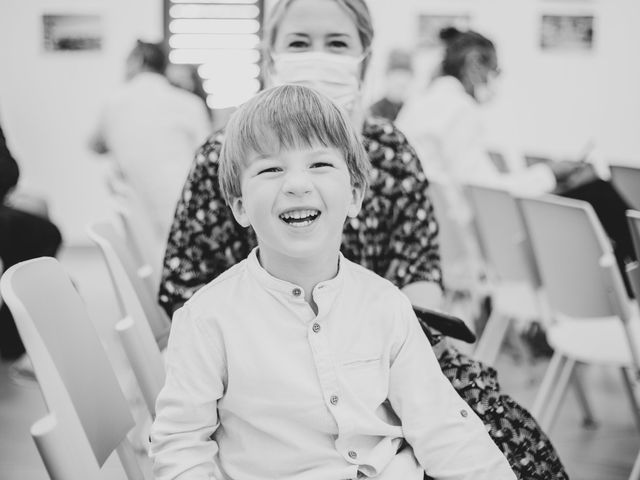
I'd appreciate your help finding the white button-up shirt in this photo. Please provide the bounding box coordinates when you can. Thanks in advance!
[150,249,515,480]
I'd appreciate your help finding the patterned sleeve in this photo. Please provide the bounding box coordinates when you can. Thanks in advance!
[158,131,256,317]
[364,119,442,290]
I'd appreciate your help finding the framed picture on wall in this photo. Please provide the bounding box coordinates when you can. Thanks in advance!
[539,14,594,51]
[42,14,103,51]
[417,14,471,49]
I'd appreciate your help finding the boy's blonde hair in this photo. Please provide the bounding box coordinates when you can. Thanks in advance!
[219,84,370,203]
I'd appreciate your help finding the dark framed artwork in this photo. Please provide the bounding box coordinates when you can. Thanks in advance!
[540,14,594,51]
[42,14,103,52]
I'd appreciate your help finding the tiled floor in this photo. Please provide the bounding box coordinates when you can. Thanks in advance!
[0,246,638,479]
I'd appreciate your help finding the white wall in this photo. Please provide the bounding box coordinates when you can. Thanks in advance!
[0,0,162,245]
[1,0,638,244]
[366,0,640,163]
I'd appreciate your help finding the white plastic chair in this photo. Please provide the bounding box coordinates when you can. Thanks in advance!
[465,184,547,366]
[611,164,640,210]
[428,180,488,319]
[0,257,149,480]
[87,220,167,415]
[108,179,164,292]
[518,195,640,432]
[626,209,640,480]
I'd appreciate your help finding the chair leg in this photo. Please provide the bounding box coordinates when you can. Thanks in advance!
[543,357,576,431]
[538,356,575,432]
[532,352,565,421]
[621,367,640,433]
[629,449,640,480]
[571,365,598,428]
[473,311,510,366]
[117,438,146,480]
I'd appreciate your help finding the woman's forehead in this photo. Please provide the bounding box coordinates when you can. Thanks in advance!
[276,0,359,41]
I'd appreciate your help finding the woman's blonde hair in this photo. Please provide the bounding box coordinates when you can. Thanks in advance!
[218,85,371,203]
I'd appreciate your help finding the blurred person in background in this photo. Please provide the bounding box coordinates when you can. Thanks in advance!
[397,26,635,294]
[166,63,213,123]
[0,120,62,375]
[368,48,415,121]
[157,0,568,477]
[89,40,210,251]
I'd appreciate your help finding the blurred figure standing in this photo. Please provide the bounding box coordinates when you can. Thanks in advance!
[0,120,62,369]
[368,48,414,121]
[166,63,213,123]
[90,40,210,247]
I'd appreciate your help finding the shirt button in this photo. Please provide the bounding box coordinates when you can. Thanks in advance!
[329,395,339,406]
[460,409,468,418]
[348,450,358,459]
[292,287,302,297]
[312,323,321,333]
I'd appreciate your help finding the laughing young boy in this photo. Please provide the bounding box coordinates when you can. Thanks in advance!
[150,85,515,480]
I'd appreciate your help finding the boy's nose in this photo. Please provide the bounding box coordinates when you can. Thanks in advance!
[283,171,313,196]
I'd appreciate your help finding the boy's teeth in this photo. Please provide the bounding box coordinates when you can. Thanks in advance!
[281,209,317,219]
[280,209,320,224]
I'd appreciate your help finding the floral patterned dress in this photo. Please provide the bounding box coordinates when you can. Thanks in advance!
[159,116,567,479]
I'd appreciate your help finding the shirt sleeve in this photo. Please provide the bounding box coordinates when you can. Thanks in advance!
[444,109,556,196]
[158,134,256,317]
[387,295,516,480]
[150,306,226,480]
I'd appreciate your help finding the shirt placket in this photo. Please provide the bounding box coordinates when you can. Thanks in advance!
[306,286,360,469]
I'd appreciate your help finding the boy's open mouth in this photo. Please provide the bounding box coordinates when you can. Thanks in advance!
[279,209,320,227]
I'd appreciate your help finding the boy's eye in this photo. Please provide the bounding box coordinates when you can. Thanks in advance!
[311,162,333,169]
[258,167,282,174]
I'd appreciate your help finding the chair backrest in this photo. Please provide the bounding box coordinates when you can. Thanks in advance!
[428,180,484,287]
[626,210,640,302]
[518,195,630,321]
[628,209,640,258]
[109,179,163,290]
[466,184,541,288]
[610,164,640,210]
[0,257,145,479]
[87,220,170,349]
[87,220,167,415]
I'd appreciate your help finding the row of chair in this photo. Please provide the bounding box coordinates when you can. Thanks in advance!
[2,173,640,479]
[432,179,640,479]
[0,186,170,478]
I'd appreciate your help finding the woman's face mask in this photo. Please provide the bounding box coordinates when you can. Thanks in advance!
[270,51,365,114]
[474,68,501,104]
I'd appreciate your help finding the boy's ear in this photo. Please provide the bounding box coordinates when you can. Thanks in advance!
[230,197,251,228]
[347,184,365,218]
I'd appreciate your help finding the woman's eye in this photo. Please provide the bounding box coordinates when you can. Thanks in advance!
[328,40,349,50]
[287,40,309,49]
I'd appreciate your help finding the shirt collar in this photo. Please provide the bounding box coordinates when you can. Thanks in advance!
[245,247,346,301]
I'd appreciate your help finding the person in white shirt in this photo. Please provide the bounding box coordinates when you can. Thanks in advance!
[396,27,578,199]
[90,40,211,246]
[396,26,636,295]
[149,85,516,480]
